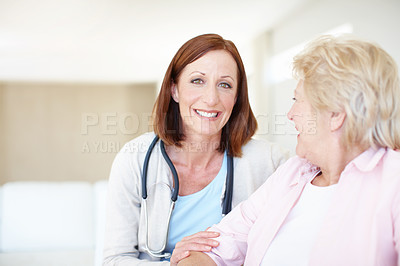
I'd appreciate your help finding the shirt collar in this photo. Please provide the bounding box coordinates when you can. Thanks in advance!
[289,147,386,186]
[349,147,386,172]
[289,158,320,186]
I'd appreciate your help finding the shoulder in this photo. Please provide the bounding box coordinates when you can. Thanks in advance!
[120,132,157,153]
[231,139,292,204]
[380,148,400,186]
[239,138,291,168]
[241,138,290,157]
[108,132,161,188]
[262,155,312,189]
[241,138,277,152]
[383,148,400,165]
[275,155,310,176]
[111,132,158,170]
[378,149,400,218]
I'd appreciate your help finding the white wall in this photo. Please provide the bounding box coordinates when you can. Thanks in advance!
[252,0,400,153]
[0,0,309,84]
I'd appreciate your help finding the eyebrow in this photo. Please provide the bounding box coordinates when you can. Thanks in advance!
[221,75,235,82]
[190,71,235,82]
[190,71,205,76]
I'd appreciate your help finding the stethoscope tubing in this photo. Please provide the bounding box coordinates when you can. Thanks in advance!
[160,140,179,202]
[140,135,233,257]
[141,135,160,200]
[222,153,234,215]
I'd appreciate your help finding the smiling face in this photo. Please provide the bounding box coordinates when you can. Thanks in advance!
[287,80,331,161]
[171,50,238,139]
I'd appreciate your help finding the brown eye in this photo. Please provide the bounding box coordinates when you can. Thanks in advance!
[191,78,204,84]
[219,82,232,89]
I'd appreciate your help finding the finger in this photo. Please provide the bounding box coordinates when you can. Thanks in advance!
[170,250,189,265]
[181,231,220,241]
[175,237,219,249]
[188,237,219,247]
[175,242,219,253]
[176,250,190,261]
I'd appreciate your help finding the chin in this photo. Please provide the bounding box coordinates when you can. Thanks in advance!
[198,126,222,136]
[295,146,305,158]
[200,131,221,137]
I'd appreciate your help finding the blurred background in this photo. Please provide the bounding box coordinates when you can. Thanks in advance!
[0,0,399,265]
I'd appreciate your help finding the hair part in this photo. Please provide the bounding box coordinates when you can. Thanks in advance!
[293,34,400,149]
[153,33,257,157]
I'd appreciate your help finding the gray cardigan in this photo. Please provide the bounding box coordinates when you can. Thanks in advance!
[103,132,289,265]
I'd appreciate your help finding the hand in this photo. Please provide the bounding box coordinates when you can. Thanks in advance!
[170,230,220,266]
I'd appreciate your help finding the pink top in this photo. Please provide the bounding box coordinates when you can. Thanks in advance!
[206,148,400,266]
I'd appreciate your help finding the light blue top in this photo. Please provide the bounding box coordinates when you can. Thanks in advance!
[164,152,227,255]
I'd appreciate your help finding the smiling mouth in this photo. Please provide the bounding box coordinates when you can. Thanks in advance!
[195,109,219,118]
[294,125,300,135]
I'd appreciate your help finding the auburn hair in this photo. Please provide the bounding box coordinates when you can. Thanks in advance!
[153,33,257,157]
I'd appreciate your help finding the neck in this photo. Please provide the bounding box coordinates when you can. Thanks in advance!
[166,134,223,169]
[312,143,366,187]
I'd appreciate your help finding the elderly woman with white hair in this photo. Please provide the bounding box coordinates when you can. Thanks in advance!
[177,35,400,265]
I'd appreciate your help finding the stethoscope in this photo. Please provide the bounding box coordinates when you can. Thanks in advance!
[141,135,234,258]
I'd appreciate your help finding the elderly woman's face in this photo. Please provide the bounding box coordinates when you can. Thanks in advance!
[171,50,238,138]
[287,81,331,161]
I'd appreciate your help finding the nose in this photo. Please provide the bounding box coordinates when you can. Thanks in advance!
[287,104,294,121]
[202,84,219,106]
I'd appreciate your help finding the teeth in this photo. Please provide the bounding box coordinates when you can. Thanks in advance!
[196,110,218,118]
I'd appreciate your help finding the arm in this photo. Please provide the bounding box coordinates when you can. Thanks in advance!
[201,163,286,265]
[177,252,217,266]
[232,139,290,207]
[393,181,400,265]
[170,231,220,265]
[103,147,169,265]
[270,142,291,170]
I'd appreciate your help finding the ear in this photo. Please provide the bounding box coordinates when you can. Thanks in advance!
[171,83,179,103]
[330,111,346,132]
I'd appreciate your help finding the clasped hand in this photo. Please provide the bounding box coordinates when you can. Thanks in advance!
[169,230,220,266]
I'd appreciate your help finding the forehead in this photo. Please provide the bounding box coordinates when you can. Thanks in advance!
[295,80,305,94]
[183,50,238,75]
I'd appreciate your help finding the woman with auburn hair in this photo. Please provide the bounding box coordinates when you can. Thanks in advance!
[103,33,289,265]
[178,35,400,266]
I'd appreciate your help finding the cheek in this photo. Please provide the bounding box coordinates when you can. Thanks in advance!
[178,92,196,106]
[222,95,237,111]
